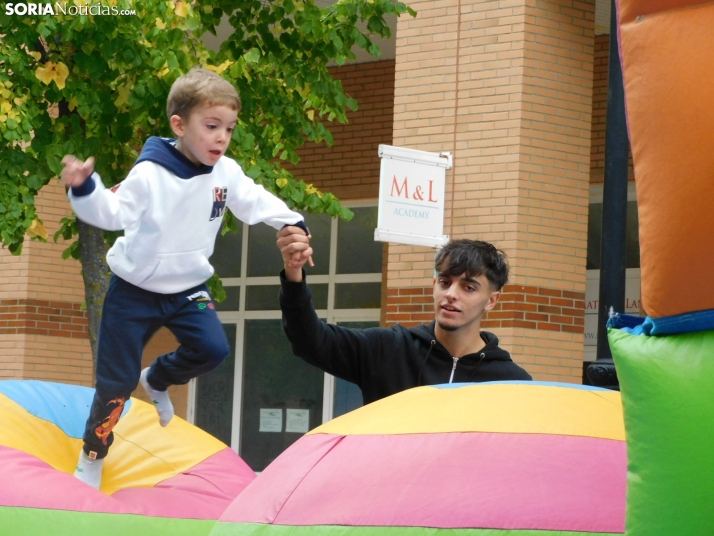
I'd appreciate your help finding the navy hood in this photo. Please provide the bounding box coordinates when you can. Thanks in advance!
[135,136,213,179]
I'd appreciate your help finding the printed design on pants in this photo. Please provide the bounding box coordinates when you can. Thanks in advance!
[187,289,215,310]
[94,397,126,445]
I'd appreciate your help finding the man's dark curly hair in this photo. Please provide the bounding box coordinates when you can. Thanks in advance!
[434,239,509,291]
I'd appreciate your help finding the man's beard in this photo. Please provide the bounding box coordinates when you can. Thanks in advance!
[437,321,459,332]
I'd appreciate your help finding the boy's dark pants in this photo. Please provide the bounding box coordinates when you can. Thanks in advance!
[82,275,230,459]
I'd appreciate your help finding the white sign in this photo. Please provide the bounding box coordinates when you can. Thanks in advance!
[259,408,283,432]
[584,269,641,360]
[375,144,452,248]
[285,409,310,433]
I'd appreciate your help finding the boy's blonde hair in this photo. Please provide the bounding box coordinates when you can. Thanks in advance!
[166,67,241,119]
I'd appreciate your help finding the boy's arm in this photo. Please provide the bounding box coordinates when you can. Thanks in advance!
[62,155,148,231]
[225,161,305,230]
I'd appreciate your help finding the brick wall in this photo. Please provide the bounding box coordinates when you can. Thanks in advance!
[385,287,434,326]
[387,0,595,383]
[486,285,585,334]
[23,181,88,303]
[288,60,394,200]
[0,244,29,300]
[0,299,88,339]
[385,284,585,334]
[0,180,94,381]
[0,332,95,384]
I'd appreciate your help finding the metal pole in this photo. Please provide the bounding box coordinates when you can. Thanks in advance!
[587,0,629,390]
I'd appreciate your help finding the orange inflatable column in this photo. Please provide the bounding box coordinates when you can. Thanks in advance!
[618,0,714,318]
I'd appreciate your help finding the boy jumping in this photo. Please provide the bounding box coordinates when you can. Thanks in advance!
[61,68,308,490]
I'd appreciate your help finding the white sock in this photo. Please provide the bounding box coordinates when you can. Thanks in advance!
[74,450,104,490]
[140,367,174,427]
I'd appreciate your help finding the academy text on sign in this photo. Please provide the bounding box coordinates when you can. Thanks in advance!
[4,2,136,15]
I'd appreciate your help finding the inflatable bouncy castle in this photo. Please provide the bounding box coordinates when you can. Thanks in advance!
[0,380,255,535]
[1,379,627,536]
[211,382,627,536]
[607,1,714,534]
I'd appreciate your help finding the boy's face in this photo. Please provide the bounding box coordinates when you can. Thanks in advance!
[170,103,238,166]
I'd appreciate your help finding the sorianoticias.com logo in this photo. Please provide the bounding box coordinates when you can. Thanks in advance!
[4,2,136,16]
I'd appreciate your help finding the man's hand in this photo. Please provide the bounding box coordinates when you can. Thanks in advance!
[61,155,95,188]
[277,226,314,282]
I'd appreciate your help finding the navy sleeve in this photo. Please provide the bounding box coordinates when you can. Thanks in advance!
[70,175,97,197]
[281,221,310,236]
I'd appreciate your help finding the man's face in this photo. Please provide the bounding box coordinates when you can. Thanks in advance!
[433,271,500,332]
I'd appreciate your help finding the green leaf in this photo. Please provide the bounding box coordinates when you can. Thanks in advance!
[244,48,261,63]
[245,165,261,179]
[114,124,133,144]
[207,273,227,303]
[8,242,23,255]
[221,210,240,236]
[339,206,354,221]
[37,23,51,37]
[327,198,341,216]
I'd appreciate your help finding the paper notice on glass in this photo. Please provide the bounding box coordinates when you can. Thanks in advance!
[285,409,310,433]
[259,409,283,432]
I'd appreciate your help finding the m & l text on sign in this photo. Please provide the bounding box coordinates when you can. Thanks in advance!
[375,145,452,248]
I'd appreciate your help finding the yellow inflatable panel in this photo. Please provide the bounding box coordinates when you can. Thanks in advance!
[104,400,227,494]
[311,383,624,441]
[0,392,82,473]
[0,392,226,494]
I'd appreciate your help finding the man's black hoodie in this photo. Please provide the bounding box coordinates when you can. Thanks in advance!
[280,271,532,405]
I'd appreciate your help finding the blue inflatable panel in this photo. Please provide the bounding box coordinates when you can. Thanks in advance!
[0,380,131,438]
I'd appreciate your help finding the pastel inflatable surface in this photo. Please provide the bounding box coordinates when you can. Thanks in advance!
[0,380,256,536]
[618,0,714,319]
[609,326,714,536]
[211,381,626,536]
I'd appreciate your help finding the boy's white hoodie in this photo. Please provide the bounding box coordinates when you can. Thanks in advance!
[68,137,304,294]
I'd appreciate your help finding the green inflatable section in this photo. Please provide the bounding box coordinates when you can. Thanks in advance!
[211,523,618,536]
[608,328,714,536]
[0,506,215,536]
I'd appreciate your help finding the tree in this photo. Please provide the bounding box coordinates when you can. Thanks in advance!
[0,0,415,360]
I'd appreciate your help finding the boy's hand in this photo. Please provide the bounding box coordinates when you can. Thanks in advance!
[277,226,314,282]
[61,155,95,188]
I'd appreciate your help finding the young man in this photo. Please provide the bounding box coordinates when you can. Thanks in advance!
[276,228,531,405]
[61,68,309,490]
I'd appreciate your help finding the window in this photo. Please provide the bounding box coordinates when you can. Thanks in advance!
[190,202,382,471]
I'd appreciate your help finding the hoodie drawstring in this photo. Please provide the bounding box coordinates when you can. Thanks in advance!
[466,352,487,382]
[417,340,436,387]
